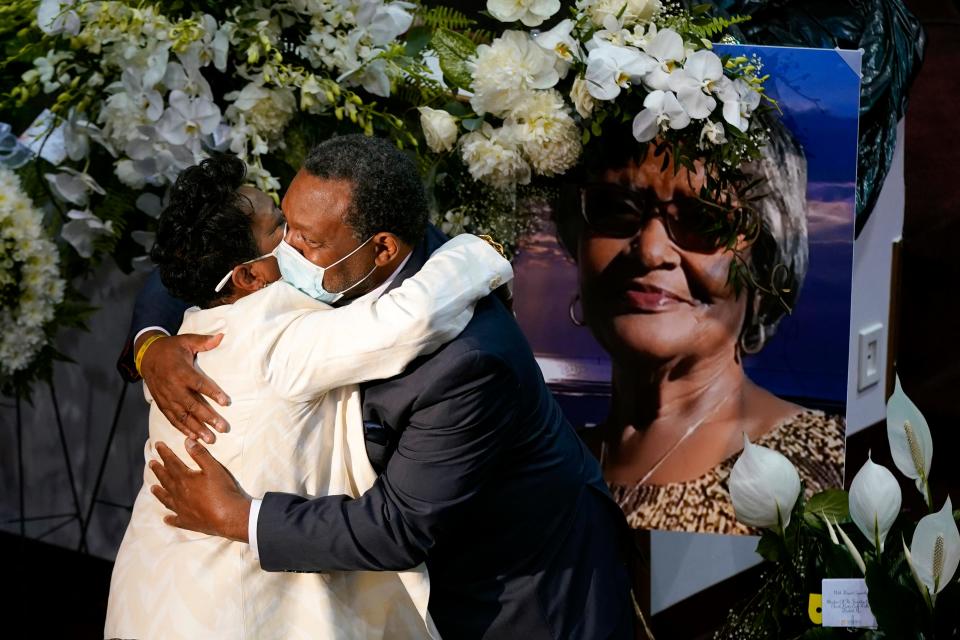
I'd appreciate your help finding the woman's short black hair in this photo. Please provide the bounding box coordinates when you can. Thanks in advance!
[151,154,260,309]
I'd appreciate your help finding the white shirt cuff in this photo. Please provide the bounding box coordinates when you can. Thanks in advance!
[134,325,170,344]
[248,497,263,560]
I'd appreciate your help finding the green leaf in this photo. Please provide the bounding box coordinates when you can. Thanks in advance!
[864,561,927,639]
[806,490,851,523]
[404,25,432,57]
[691,3,713,16]
[461,117,484,132]
[756,530,786,563]
[431,28,477,91]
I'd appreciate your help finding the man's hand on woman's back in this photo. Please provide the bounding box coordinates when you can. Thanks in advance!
[138,331,231,443]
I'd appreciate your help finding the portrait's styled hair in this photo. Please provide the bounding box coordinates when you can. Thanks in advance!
[553,112,808,354]
[151,154,260,309]
[303,134,429,245]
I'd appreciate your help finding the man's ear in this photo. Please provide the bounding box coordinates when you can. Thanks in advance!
[371,232,403,267]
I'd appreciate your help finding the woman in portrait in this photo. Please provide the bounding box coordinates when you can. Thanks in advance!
[555,115,845,535]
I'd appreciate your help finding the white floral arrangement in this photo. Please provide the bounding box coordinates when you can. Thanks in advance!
[721,376,960,637]
[5,0,430,261]
[0,167,65,379]
[420,0,768,247]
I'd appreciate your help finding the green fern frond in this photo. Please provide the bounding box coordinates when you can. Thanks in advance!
[463,29,494,46]
[395,72,447,105]
[418,6,476,31]
[689,15,751,40]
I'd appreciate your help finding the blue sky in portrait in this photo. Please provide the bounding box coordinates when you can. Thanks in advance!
[512,45,861,423]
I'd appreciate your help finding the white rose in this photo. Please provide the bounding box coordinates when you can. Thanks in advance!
[579,0,661,27]
[417,107,459,153]
[570,74,595,118]
[487,0,561,27]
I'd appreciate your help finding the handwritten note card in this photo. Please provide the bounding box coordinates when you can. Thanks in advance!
[821,578,878,628]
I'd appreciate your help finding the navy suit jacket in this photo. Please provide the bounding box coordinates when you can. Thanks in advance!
[120,226,634,639]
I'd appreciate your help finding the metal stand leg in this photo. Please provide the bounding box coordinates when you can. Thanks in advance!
[79,381,129,551]
[48,380,87,552]
[16,394,24,537]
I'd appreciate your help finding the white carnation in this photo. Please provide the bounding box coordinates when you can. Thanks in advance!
[510,90,582,176]
[0,168,65,378]
[460,124,531,190]
[470,31,560,117]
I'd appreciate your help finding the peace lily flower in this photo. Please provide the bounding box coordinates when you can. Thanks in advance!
[487,0,561,27]
[905,497,960,603]
[668,49,725,119]
[584,42,656,101]
[848,454,902,552]
[640,28,686,91]
[717,77,761,132]
[729,434,802,531]
[418,107,459,153]
[534,19,581,78]
[886,374,933,505]
[631,90,690,143]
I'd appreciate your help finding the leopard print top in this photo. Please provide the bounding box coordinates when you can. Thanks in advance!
[607,410,846,535]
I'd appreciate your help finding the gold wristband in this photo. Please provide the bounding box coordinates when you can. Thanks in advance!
[135,334,166,376]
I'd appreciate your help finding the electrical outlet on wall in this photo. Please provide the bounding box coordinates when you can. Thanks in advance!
[857,323,884,391]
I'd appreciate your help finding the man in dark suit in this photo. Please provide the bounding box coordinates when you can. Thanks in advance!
[129,135,635,639]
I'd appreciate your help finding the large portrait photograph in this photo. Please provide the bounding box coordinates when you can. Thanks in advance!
[513,45,862,535]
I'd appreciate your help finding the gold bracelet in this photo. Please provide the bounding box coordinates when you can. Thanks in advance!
[135,334,166,376]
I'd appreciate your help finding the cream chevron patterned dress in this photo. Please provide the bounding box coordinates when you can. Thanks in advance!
[105,235,512,640]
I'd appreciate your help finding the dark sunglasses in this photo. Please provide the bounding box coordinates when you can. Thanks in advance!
[579,184,736,254]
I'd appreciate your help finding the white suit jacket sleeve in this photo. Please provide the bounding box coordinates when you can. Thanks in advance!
[257,234,513,402]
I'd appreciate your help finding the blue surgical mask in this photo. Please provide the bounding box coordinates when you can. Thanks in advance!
[274,231,376,304]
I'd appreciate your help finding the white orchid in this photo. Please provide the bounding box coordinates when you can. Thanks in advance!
[61,209,114,258]
[356,0,415,46]
[698,120,726,148]
[135,192,164,219]
[729,434,802,531]
[631,90,690,142]
[163,62,214,100]
[887,374,934,504]
[37,0,80,37]
[45,168,105,207]
[905,498,960,602]
[640,28,686,91]
[418,107,459,153]
[534,19,581,78]
[584,42,656,101]
[487,0,561,27]
[848,455,902,552]
[156,90,221,148]
[717,77,762,132]
[668,49,725,119]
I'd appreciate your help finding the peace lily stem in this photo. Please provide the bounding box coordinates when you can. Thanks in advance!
[833,517,866,575]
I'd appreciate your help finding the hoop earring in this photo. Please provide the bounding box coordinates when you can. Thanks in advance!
[739,323,765,355]
[569,293,586,327]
